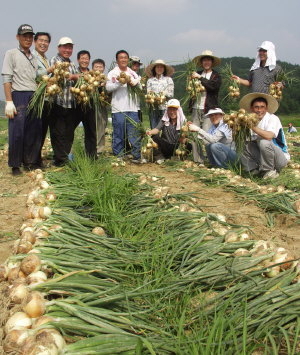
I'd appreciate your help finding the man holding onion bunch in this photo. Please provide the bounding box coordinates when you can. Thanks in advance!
[239,93,289,179]
[2,24,41,175]
[106,50,142,163]
[49,37,79,167]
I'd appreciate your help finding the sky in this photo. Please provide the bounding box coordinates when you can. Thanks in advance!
[0,0,299,98]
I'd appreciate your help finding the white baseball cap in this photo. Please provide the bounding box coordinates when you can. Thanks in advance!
[205,108,225,117]
[167,99,180,108]
[58,37,74,46]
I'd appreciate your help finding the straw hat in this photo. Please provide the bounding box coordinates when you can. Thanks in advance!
[239,92,279,114]
[192,50,221,68]
[145,59,175,78]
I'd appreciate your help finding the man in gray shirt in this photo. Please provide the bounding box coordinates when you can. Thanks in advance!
[2,24,42,175]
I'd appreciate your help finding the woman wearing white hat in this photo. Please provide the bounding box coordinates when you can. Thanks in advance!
[188,108,237,169]
[145,59,174,129]
[232,41,282,94]
[147,99,190,163]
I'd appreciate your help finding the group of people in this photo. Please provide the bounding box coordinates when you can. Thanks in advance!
[1,24,291,180]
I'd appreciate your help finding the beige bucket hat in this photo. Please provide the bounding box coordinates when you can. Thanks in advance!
[145,59,175,78]
[192,50,221,68]
[239,92,279,114]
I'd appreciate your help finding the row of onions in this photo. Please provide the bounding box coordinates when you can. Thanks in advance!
[1,152,300,354]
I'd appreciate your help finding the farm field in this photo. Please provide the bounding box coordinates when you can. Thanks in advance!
[0,121,299,354]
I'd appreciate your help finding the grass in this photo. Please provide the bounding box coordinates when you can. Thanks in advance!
[0,117,7,149]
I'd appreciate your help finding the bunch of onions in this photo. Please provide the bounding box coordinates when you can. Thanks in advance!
[269,82,282,101]
[26,206,52,220]
[141,136,158,162]
[117,71,131,85]
[186,78,205,99]
[223,109,259,154]
[228,84,240,99]
[145,91,156,105]
[175,143,188,160]
[154,92,167,105]
[99,89,111,106]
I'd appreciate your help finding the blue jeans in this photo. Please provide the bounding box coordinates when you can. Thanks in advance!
[149,108,164,129]
[112,111,141,159]
[206,143,237,169]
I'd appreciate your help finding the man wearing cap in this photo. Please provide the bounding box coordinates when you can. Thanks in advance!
[129,56,143,122]
[145,59,174,129]
[106,49,142,163]
[147,99,191,163]
[49,37,79,166]
[33,31,53,167]
[188,108,236,169]
[232,41,282,94]
[239,93,289,179]
[1,24,41,175]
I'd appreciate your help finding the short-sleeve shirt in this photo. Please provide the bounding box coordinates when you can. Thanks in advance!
[248,65,281,93]
[2,48,37,91]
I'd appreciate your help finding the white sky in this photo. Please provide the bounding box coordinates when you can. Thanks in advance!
[0,0,299,86]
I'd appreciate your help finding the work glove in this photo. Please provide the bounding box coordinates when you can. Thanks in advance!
[5,101,17,118]
[188,123,200,132]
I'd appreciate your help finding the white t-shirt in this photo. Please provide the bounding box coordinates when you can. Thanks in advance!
[252,112,290,160]
[106,66,139,113]
[193,71,212,110]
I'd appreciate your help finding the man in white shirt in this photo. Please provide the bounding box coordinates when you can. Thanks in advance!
[239,93,289,179]
[106,50,141,162]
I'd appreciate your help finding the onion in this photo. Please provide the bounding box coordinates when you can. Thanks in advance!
[9,283,29,304]
[20,255,41,275]
[17,241,33,254]
[239,233,250,241]
[265,265,280,278]
[5,312,32,334]
[27,271,47,286]
[35,173,44,181]
[46,193,56,201]
[35,229,50,238]
[23,343,59,355]
[3,329,30,352]
[21,230,37,244]
[32,218,44,225]
[0,264,8,281]
[33,316,54,329]
[215,214,226,222]
[224,232,239,243]
[48,224,62,231]
[92,226,106,236]
[36,328,65,351]
[38,207,52,219]
[7,266,26,283]
[23,292,46,318]
[293,200,300,213]
[33,196,46,206]
[234,248,251,257]
[40,180,50,189]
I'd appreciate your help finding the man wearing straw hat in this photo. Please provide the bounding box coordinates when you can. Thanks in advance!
[239,93,289,179]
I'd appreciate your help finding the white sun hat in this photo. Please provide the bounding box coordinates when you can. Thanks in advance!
[205,108,225,117]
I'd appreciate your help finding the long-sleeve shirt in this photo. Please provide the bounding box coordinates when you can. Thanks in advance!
[32,49,50,77]
[147,75,174,110]
[50,54,78,109]
[106,66,139,113]
[2,47,37,91]
[197,120,234,148]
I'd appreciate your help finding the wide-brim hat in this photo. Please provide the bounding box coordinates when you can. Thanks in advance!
[145,59,174,78]
[205,108,225,117]
[239,92,279,114]
[192,50,221,68]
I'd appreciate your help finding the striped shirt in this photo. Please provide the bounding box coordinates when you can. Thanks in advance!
[2,47,37,91]
[248,65,282,93]
[50,54,78,109]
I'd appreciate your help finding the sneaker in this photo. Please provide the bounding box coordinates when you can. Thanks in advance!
[262,170,279,179]
[131,158,142,164]
[12,167,22,176]
[156,159,165,165]
[249,169,260,176]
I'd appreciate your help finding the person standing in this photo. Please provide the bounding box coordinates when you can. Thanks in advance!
[129,56,143,122]
[75,50,97,158]
[2,24,41,175]
[232,41,282,94]
[49,37,79,166]
[239,93,289,179]
[145,59,174,129]
[33,31,52,166]
[92,58,108,155]
[106,50,141,162]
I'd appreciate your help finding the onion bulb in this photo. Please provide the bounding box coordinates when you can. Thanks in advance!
[46,193,56,201]
[48,224,62,231]
[38,207,52,219]
[20,254,41,275]
[36,328,65,351]
[3,329,31,352]
[5,312,32,334]
[21,230,37,244]
[0,264,8,281]
[22,343,59,355]
[32,316,54,329]
[9,283,29,304]
[265,265,280,278]
[293,200,300,213]
[17,241,33,254]
[35,229,50,238]
[40,180,50,189]
[7,266,26,283]
[239,233,250,241]
[234,248,251,257]
[27,270,47,286]
[23,292,46,318]
[224,232,239,243]
[92,226,106,236]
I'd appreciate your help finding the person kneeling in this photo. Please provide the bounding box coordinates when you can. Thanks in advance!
[147,99,191,163]
[188,108,237,169]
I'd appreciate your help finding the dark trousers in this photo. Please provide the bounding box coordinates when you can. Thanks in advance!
[152,135,192,159]
[149,108,164,129]
[49,104,77,165]
[76,106,97,158]
[9,91,42,168]
[38,102,51,164]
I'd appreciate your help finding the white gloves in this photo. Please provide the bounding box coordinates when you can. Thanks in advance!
[188,123,200,132]
[5,101,17,118]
